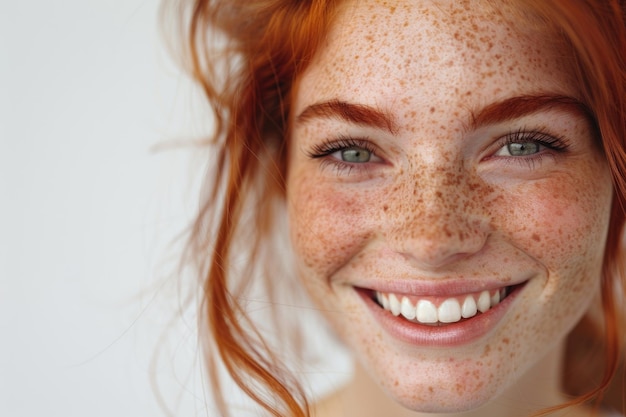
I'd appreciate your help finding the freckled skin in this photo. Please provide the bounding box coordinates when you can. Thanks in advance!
[286,0,612,415]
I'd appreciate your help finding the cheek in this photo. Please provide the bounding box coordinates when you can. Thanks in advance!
[287,175,378,274]
[501,168,611,272]
[491,162,612,341]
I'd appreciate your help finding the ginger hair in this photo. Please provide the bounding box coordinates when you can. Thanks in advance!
[166,0,626,415]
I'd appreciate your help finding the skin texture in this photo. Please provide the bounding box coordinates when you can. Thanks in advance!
[286,0,613,415]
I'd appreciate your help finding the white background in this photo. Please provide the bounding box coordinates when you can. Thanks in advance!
[1,1,213,415]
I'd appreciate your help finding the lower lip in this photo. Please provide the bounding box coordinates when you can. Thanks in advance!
[358,284,525,348]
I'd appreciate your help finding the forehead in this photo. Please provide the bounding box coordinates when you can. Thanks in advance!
[294,0,577,118]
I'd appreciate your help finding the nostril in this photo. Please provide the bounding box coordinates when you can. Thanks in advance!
[389,213,491,270]
[396,229,490,270]
[399,250,474,270]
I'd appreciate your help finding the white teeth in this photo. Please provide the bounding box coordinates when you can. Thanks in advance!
[381,293,390,310]
[416,300,438,323]
[389,294,401,316]
[477,290,491,313]
[490,290,500,307]
[461,295,478,318]
[401,297,417,320]
[376,287,508,325]
[438,299,462,323]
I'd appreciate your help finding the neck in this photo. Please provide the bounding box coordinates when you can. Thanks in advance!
[314,341,576,417]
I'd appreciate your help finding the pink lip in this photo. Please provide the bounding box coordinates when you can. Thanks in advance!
[356,278,521,297]
[357,283,525,347]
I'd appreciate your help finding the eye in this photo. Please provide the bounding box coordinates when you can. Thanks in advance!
[333,147,373,163]
[307,137,383,164]
[495,142,542,157]
[492,130,570,159]
[306,137,385,176]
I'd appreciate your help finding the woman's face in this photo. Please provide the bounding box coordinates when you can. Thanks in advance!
[287,0,612,412]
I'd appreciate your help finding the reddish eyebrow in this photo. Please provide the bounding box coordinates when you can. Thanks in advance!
[296,99,398,134]
[296,95,594,134]
[470,94,594,129]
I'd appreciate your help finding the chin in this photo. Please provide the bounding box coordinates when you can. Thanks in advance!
[363,356,508,414]
[384,379,499,413]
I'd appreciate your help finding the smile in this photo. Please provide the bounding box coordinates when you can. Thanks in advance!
[374,287,509,325]
[359,282,526,347]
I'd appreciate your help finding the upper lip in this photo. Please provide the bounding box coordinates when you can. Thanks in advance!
[337,241,540,297]
[352,275,532,298]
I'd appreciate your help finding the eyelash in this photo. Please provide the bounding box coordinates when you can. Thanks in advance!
[492,129,570,169]
[307,136,380,174]
[306,129,571,174]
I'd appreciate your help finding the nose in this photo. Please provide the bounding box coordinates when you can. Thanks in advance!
[387,167,491,270]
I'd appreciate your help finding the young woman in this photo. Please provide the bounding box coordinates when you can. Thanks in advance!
[170,0,626,416]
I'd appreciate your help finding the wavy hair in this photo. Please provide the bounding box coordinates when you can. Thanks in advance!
[165,0,626,416]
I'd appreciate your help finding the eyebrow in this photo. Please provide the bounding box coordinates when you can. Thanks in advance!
[469,94,593,129]
[295,95,593,133]
[296,99,398,134]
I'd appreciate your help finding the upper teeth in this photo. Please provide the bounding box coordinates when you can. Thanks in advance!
[376,289,506,325]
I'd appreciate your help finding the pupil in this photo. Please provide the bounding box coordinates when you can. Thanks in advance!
[508,142,539,156]
[342,148,370,162]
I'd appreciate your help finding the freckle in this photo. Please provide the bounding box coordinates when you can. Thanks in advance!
[383,205,389,212]
[503,338,510,344]
[532,233,541,242]
[429,107,435,113]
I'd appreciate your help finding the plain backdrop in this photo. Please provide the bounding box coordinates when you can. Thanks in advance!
[1,1,213,415]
